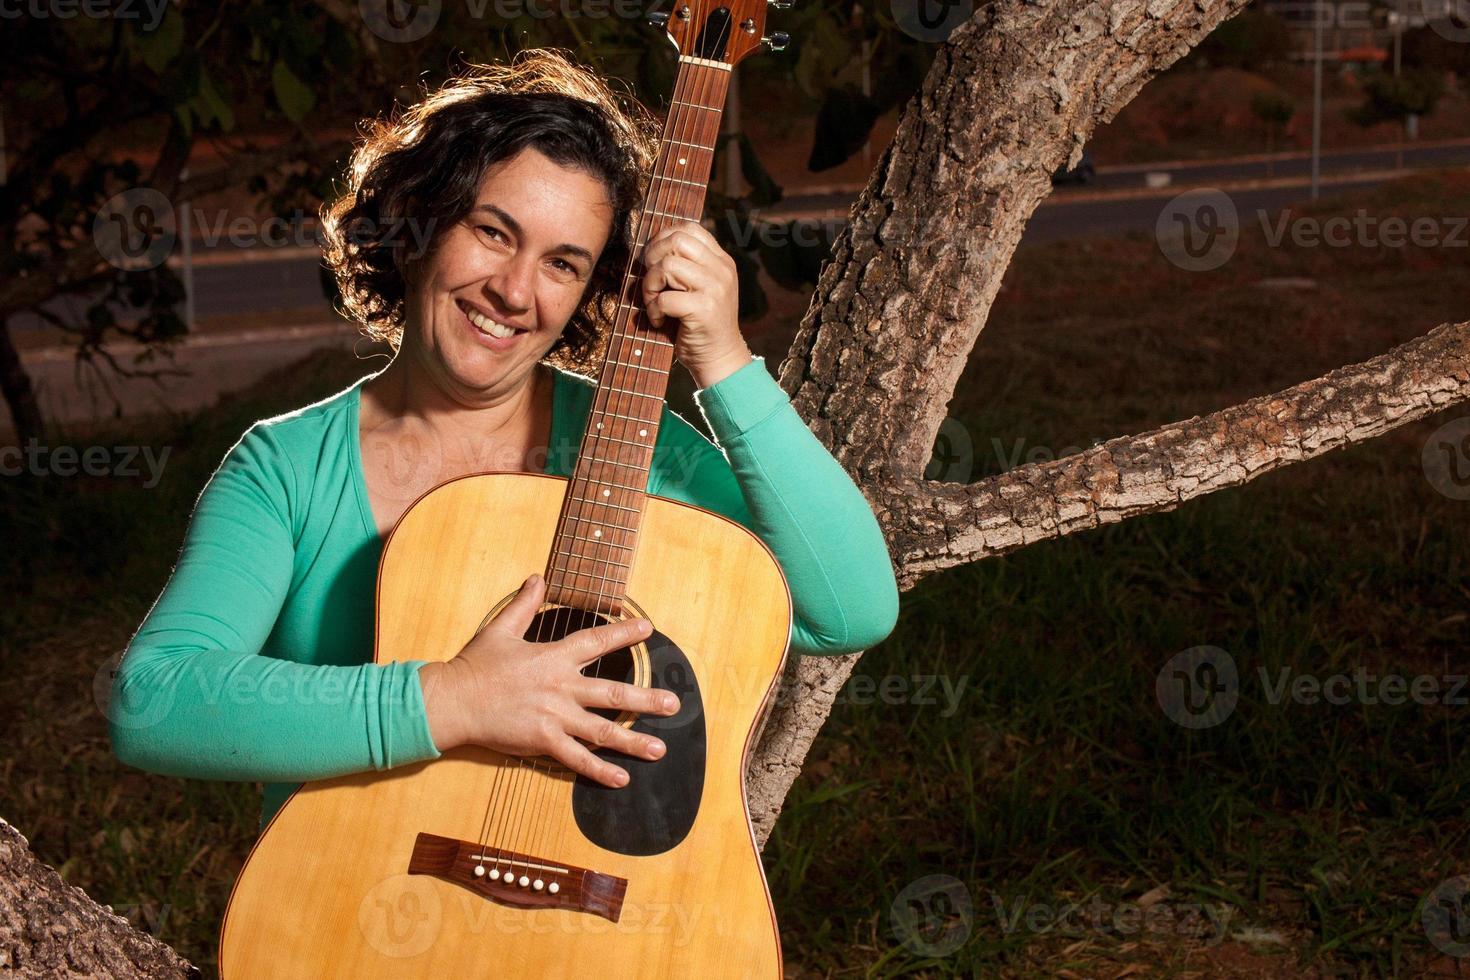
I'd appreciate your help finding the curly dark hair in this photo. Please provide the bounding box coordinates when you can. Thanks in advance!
[320,49,659,369]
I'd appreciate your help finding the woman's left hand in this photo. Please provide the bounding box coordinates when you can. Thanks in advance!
[641,220,753,389]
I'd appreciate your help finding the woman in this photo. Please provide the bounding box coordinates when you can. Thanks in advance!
[110,50,899,831]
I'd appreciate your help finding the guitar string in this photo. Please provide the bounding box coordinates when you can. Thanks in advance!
[515,45,723,895]
[542,53,720,874]
[521,53,708,875]
[467,213,579,884]
[472,40,728,897]
[539,41,729,893]
[513,51,712,886]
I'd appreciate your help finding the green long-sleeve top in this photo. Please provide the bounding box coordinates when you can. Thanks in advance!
[110,355,899,829]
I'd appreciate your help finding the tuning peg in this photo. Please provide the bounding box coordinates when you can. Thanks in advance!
[648,10,669,26]
[761,31,790,51]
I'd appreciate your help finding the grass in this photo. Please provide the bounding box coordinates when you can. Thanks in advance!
[2,171,1468,977]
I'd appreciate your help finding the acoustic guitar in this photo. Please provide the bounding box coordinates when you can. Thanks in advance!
[218,5,794,978]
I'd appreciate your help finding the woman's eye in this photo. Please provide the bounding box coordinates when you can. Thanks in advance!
[552,259,577,274]
[477,225,503,241]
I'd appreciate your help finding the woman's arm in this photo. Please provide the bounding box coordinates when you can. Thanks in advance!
[109,424,442,782]
[650,355,901,656]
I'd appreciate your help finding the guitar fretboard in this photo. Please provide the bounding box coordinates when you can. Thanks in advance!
[544,58,732,616]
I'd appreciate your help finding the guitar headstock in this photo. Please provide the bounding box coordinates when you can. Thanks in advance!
[648,0,793,66]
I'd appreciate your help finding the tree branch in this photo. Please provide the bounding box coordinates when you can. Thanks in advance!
[881,319,1470,585]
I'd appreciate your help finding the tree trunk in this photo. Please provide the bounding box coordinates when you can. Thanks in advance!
[0,818,197,978]
[745,0,1265,844]
[0,319,44,444]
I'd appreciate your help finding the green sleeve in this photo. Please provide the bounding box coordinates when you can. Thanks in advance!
[108,424,443,781]
[650,355,900,656]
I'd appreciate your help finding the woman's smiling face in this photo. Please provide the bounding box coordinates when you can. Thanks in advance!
[402,146,616,401]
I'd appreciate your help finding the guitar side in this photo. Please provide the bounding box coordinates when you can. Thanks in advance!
[219,472,790,978]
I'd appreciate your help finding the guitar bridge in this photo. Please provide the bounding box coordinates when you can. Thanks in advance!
[407,832,628,922]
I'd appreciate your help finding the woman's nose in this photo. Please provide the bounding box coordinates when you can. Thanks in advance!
[488,255,534,313]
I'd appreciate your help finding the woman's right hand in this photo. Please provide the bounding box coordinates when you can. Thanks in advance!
[418,573,679,788]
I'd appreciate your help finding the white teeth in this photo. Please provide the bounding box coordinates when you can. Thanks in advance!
[465,306,523,339]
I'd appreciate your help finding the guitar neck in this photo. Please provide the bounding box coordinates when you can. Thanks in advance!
[545,58,732,616]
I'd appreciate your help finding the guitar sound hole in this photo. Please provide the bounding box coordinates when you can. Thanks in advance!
[520,605,645,727]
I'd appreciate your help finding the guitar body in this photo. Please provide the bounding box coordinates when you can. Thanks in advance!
[219,472,790,978]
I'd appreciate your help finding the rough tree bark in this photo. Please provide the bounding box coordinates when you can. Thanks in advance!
[4,0,1469,969]
[738,0,1468,843]
[0,819,196,977]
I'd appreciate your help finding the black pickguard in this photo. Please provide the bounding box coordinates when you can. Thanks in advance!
[571,627,706,856]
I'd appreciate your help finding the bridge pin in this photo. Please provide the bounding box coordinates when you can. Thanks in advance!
[533,879,544,890]
[548,882,560,895]
[489,868,501,881]
[518,875,530,886]
[473,865,485,878]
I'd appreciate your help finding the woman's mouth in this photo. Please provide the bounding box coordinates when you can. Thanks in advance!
[459,300,530,349]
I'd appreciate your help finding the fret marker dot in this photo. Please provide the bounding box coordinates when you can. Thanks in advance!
[603,489,611,497]
[639,429,648,437]
[596,422,603,429]
[634,348,642,357]
[594,529,603,538]
[678,157,687,166]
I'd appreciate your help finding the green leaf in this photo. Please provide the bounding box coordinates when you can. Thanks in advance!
[271,59,315,123]
[736,133,782,208]
[757,220,833,292]
[172,104,194,141]
[137,4,184,74]
[732,244,768,321]
[196,69,235,132]
[793,13,854,100]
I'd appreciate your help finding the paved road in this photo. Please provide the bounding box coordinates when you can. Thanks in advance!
[8,146,1462,435]
[13,323,370,438]
[1079,139,1470,192]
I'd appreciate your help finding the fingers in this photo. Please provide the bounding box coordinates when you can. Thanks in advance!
[562,616,653,666]
[575,675,680,717]
[493,573,546,637]
[643,220,718,268]
[566,710,667,763]
[548,733,631,788]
